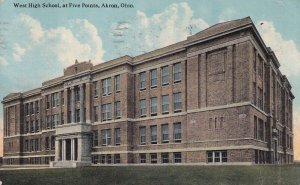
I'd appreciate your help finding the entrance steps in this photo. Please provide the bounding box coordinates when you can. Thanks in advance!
[50,160,91,168]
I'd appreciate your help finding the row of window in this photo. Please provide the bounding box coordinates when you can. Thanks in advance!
[93,128,121,146]
[254,116,266,141]
[139,122,181,145]
[139,152,182,163]
[92,154,121,164]
[25,101,40,115]
[139,63,181,90]
[24,136,55,152]
[139,92,182,117]
[25,120,40,134]
[253,49,264,78]
[94,75,121,97]
[46,91,64,109]
[207,151,227,163]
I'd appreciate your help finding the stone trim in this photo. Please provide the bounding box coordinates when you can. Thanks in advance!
[91,145,269,155]
[3,154,55,159]
[133,57,187,74]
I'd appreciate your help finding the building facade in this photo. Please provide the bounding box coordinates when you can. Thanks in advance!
[2,17,294,167]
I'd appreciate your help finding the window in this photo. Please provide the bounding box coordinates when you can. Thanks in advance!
[25,121,29,133]
[140,126,146,145]
[101,155,106,163]
[54,92,60,106]
[207,151,227,163]
[162,124,169,143]
[150,126,157,144]
[140,153,146,163]
[140,99,146,117]
[93,106,98,122]
[35,120,39,132]
[46,115,51,129]
[93,130,98,146]
[115,101,121,119]
[61,113,64,125]
[258,119,264,141]
[150,97,157,115]
[35,139,39,151]
[101,129,111,146]
[150,153,157,164]
[92,155,99,164]
[102,103,112,121]
[258,87,263,110]
[51,115,55,128]
[93,81,98,97]
[161,153,169,163]
[61,91,64,105]
[174,152,182,163]
[253,83,257,105]
[107,154,112,164]
[114,154,121,164]
[30,139,34,152]
[115,75,120,92]
[75,109,80,123]
[150,69,157,87]
[51,136,55,150]
[28,102,33,115]
[35,101,39,113]
[254,116,257,139]
[162,95,169,113]
[162,66,169,85]
[25,140,29,151]
[173,63,181,82]
[253,48,257,73]
[75,87,80,101]
[174,122,182,142]
[173,92,182,112]
[31,121,34,133]
[25,103,29,115]
[46,95,50,109]
[102,77,112,96]
[54,114,60,126]
[115,128,121,146]
[140,72,146,90]
[45,137,50,150]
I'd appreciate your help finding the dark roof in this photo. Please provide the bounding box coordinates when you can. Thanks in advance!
[187,17,253,43]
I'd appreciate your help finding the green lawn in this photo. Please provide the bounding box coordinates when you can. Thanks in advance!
[0,164,300,185]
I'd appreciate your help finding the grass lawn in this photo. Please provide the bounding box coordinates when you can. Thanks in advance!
[0,164,300,185]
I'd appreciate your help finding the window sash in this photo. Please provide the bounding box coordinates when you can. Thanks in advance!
[115,101,121,118]
[140,72,146,89]
[151,97,157,114]
[174,123,182,141]
[151,126,157,143]
[93,81,98,97]
[102,129,111,146]
[162,66,169,85]
[102,78,112,95]
[162,153,169,163]
[174,93,182,110]
[150,154,157,163]
[162,125,169,142]
[115,128,121,145]
[115,75,120,92]
[140,127,146,144]
[140,154,146,163]
[150,69,157,87]
[140,100,146,116]
[207,151,227,163]
[174,153,182,163]
[162,95,169,112]
[173,63,181,82]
